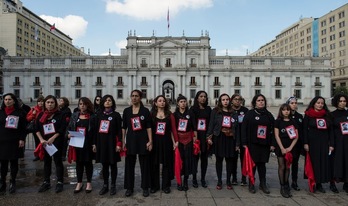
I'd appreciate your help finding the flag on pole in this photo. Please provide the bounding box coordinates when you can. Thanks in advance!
[50,23,56,31]
[167,8,170,29]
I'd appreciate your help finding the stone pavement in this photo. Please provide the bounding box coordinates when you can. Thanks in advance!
[1,144,348,206]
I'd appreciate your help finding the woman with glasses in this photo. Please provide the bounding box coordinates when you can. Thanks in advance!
[241,94,275,194]
[230,94,249,186]
[93,95,102,114]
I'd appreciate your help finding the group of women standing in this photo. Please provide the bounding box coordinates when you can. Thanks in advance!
[1,91,348,198]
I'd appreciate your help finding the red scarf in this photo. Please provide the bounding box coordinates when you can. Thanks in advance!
[5,106,15,115]
[80,112,90,119]
[39,108,58,123]
[304,108,326,118]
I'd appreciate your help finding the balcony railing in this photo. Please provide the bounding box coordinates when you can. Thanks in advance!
[254,82,262,86]
[95,82,103,86]
[275,82,282,86]
[13,82,20,86]
[190,64,197,68]
[165,64,172,68]
[314,82,322,86]
[75,82,82,86]
[295,82,302,86]
[33,82,40,86]
[140,82,148,86]
[213,82,221,86]
[117,81,124,86]
[189,82,197,86]
[140,64,148,68]
[234,82,241,86]
[54,82,61,86]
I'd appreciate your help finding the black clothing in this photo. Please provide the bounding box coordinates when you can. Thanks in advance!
[332,109,348,182]
[241,109,275,163]
[303,114,334,183]
[274,119,298,157]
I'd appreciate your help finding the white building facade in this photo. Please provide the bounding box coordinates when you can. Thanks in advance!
[2,34,332,106]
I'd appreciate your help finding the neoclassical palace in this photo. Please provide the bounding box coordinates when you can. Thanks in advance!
[2,33,331,106]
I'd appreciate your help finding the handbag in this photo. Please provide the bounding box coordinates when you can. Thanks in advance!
[26,120,36,133]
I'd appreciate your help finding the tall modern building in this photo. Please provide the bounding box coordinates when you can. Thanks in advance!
[252,3,348,92]
[3,33,331,106]
[0,0,84,57]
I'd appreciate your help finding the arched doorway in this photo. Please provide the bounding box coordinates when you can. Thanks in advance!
[162,80,175,104]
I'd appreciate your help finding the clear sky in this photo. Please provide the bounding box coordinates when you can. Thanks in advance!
[21,0,347,56]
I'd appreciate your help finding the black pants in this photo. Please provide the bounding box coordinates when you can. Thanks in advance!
[43,149,64,183]
[101,163,117,185]
[216,156,233,183]
[193,151,208,181]
[76,160,93,183]
[151,163,171,190]
[291,150,300,182]
[0,160,18,182]
[251,162,266,184]
[124,154,150,190]
[231,146,246,180]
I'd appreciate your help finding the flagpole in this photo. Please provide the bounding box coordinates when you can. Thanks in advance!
[167,7,170,36]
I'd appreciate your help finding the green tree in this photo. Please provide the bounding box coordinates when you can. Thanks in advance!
[333,86,348,96]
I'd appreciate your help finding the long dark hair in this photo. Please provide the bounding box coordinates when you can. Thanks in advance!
[151,95,171,119]
[306,96,332,120]
[214,93,233,113]
[78,97,94,114]
[100,94,116,111]
[192,90,208,109]
[1,93,20,110]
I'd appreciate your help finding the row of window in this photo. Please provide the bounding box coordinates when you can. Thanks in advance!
[12,88,318,101]
[14,76,321,87]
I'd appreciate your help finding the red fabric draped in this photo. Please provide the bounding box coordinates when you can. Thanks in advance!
[34,143,45,160]
[174,147,182,185]
[68,146,76,164]
[120,147,127,157]
[285,152,293,169]
[193,139,200,155]
[39,108,58,123]
[305,152,316,192]
[242,147,255,185]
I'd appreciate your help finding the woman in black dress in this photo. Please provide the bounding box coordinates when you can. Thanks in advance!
[36,95,67,193]
[274,104,298,198]
[59,97,72,162]
[94,95,122,196]
[189,91,211,188]
[331,94,348,193]
[173,95,197,191]
[303,96,334,193]
[231,93,249,186]
[0,93,26,195]
[93,95,102,114]
[122,90,152,197]
[207,93,238,190]
[150,95,176,194]
[286,96,303,191]
[241,94,275,194]
[66,97,95,194]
